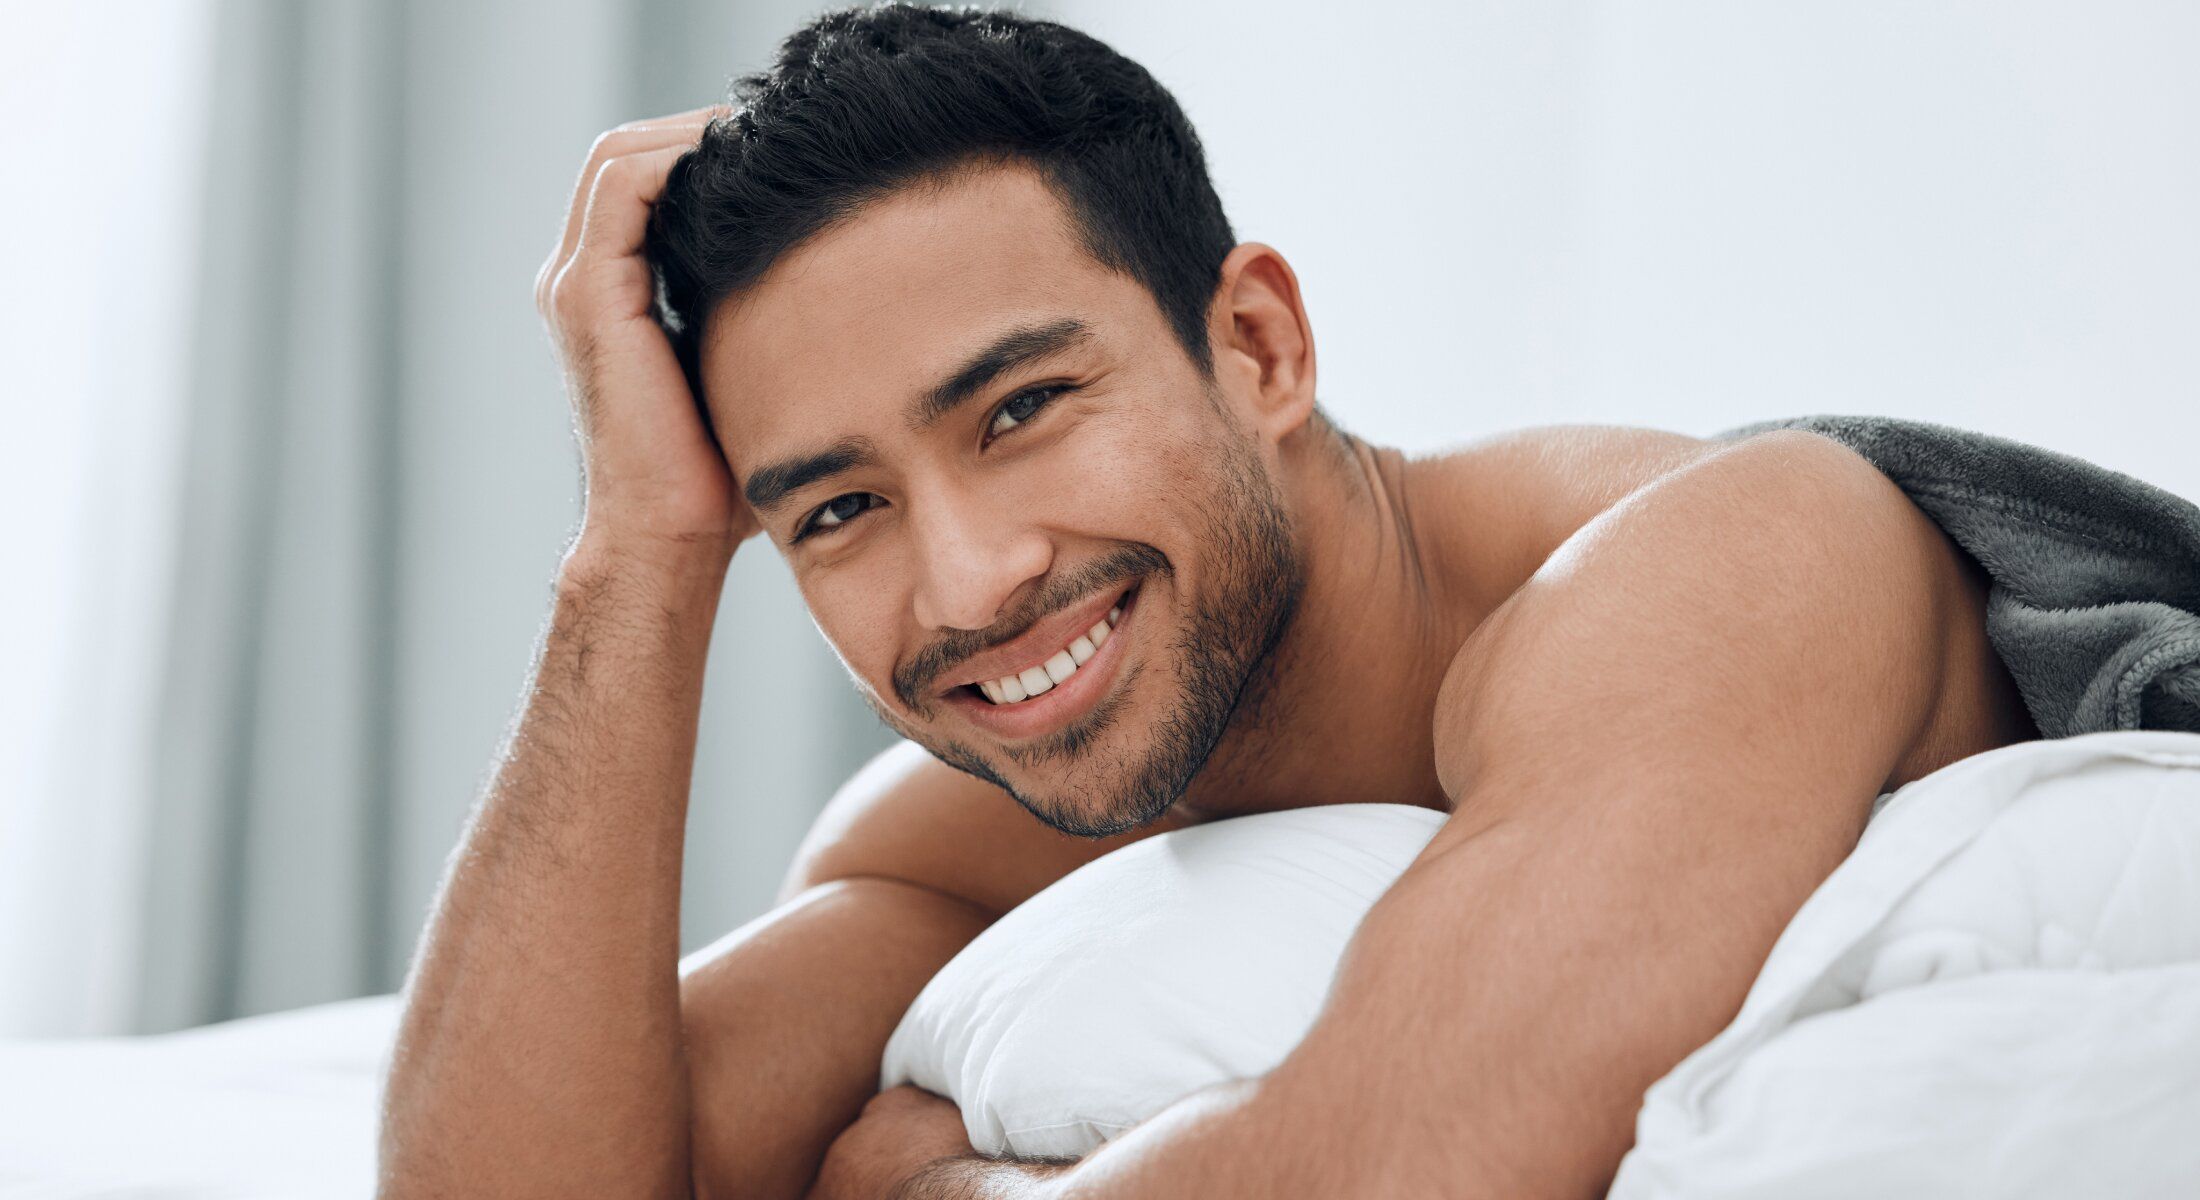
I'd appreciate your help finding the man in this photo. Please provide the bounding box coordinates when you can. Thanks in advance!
[376,5,2041,1197]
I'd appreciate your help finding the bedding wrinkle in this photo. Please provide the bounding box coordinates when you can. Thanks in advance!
[1614,732,2200,1199]
[2077,772,2195,965]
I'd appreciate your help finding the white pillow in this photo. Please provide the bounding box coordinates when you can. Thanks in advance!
[879,803,1445,1160]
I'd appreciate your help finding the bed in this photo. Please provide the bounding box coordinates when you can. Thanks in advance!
[9,733,2200,1196]
[0,993,395,1198]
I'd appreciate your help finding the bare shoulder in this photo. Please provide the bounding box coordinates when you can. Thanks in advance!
[781,739,1194,916]
[1405,423,1725,600]
[1428,426,1979,807]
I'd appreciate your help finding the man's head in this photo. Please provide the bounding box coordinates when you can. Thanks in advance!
[646,3,1332,837]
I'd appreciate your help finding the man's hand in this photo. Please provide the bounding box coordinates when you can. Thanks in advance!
[533,103,760,563]
[808,1087,977,1200]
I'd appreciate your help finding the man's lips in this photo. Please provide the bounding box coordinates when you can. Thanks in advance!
[936,581,1138,698]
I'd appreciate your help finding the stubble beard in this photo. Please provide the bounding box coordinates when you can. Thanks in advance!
[877,427,1305,838]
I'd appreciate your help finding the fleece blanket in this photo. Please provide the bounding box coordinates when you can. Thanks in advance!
[1715,415,2200,736]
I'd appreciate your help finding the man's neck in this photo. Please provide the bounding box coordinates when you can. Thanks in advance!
[1173,427,1506,822]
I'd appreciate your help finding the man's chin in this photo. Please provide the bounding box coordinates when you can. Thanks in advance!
[902,730,1161,838]
[1014,787,1176,840]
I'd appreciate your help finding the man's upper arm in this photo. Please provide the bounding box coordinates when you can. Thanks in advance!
[781,738,1185,916]
[1429,427,1956,820]
[1239,430,1966,1197]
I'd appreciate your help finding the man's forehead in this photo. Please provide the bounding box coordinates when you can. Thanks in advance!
[700,163,1123,452]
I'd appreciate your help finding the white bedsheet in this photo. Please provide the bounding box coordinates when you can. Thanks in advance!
[0,993,397,1199]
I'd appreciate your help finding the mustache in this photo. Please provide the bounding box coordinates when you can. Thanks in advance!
[893,543,1170,711]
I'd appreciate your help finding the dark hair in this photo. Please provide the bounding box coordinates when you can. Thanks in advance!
[644,2,1239,399]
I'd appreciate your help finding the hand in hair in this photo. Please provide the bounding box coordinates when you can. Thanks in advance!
[534,104,760,567]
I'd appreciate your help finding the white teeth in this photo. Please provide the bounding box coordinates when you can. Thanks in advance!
[972,591,1135,705]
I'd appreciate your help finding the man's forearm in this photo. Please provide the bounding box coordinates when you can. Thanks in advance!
[379,539,730,1198]
[885,1081,1297,1200]
[890,1157,1070,1200]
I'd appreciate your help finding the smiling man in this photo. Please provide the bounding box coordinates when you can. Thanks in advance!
[374,6,2061,1199]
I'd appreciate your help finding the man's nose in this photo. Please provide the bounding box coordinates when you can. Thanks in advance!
[907,483,1052,633]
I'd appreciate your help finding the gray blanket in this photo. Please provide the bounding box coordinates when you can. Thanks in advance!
[1712,415,2200,738]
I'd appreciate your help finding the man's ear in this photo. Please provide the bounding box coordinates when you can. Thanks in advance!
[1210,242,1317,446]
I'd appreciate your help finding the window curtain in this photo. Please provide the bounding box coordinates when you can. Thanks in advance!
[0,0,219,1037]
[2,0,893,1037]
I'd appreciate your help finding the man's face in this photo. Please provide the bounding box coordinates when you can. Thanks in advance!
[699,162,1303,837]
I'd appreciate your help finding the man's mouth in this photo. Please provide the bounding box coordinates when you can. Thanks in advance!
[966,598,1125,705]
[933,581,1142,739]
[956,584,1134,706]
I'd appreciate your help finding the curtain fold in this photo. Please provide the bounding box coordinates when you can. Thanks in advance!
[137,0,406,1031]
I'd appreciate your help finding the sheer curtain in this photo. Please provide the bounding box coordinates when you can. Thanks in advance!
[1,0,892,1037]
[0,0,218,1037]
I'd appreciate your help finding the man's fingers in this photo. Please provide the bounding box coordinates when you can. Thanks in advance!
[572,142,698,274]
[614,102,732,133]
[542,108,728,306]
[554,123,713,269]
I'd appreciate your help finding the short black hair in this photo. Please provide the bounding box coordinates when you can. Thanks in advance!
[644,2,1239,399]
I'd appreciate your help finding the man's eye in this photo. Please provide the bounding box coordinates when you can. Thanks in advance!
[986,385,1070,440]
[795,492,881,541]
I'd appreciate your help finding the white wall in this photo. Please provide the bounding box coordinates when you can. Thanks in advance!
[1049,1,2200,498]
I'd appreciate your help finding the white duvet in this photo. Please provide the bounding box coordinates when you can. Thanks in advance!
[1615,730,2200,1197]
[886,731,2200,1195]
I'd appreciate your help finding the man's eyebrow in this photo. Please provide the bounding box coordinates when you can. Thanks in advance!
[743,436,878,517]
[905,316,1094,433]
[743,317,1094,519]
